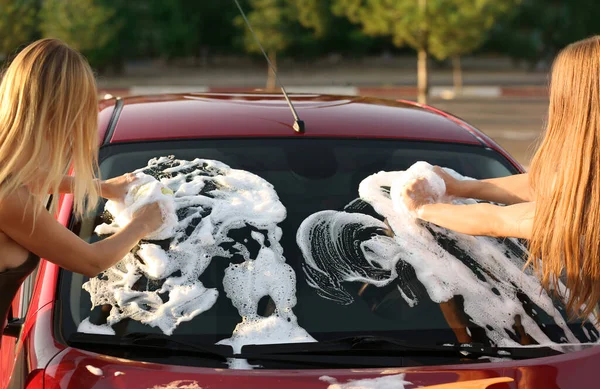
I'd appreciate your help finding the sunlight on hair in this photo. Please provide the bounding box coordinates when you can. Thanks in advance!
[0,38,99,224]
[528,35,600,320]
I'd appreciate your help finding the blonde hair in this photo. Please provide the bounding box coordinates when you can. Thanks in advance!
[0,38,99,221]
[529,36,600,319]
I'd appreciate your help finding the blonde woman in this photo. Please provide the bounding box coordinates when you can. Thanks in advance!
[0,39,163,333]
[402,36,600,318]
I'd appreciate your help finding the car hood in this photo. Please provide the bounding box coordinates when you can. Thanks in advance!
[43,345,600,389]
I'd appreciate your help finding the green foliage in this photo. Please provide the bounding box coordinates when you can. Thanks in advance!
[235,0,298,55]
[0,0,37,56]
[487,0,600,65]
[148,1,203,59]
[428,0,517,60]
[333,0,516,59]
[40,0,120,68]
[292,0,333,37]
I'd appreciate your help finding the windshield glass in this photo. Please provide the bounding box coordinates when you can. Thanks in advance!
[58,138,599,367]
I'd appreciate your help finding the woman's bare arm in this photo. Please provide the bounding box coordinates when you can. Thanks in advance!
[417,201,535,239]
[0,187,159,277]
[57,174,135,200]
[455,174,533,205]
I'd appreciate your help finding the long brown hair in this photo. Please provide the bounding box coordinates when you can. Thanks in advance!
[529,36,600,319]
[0,38,99,221]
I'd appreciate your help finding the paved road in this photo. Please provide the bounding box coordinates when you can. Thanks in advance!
[98,66,548,88]
[429,97,548,169]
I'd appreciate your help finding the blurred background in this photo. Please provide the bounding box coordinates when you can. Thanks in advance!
[1,0,598,167]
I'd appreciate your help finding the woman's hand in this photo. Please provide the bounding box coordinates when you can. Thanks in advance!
[432,166,461,197]
[101,173,137,201]
[132,202,164,235]
[401,177,437,214]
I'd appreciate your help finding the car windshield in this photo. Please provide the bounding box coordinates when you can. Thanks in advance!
[58,138,599,368]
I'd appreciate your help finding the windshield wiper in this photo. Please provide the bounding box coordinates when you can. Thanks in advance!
[68,332,233,361]
[241,335,564,360]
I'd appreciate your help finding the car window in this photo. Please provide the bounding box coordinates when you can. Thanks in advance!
[58,138,598,367]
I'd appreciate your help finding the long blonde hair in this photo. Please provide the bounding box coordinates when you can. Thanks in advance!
[529,36,600,319]
[0,38,99,221]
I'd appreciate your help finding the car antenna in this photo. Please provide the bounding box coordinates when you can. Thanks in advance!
[233,0,305,133]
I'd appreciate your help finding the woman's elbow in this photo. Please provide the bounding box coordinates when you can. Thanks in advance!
[83,254,110,278]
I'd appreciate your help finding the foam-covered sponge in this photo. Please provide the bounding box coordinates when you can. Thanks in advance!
[389,161,446,215]
[95,173,178,240]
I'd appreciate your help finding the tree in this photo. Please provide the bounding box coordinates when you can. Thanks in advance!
[292,0,333,38]
[487,0,600,69]
[333,0,516,104]
[428,1,517,94]
[0,0,37,58]
[40,0,120,70]
[235,0,298,90]
[148,1,202,61]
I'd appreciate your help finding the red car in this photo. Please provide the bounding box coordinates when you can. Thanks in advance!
[2,93,599,389]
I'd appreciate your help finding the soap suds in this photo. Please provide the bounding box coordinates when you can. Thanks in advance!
[218,225,316,367]
[83,157,312,358]
[96,173,178,240]
[85,365,103,376]
[77,317,115,335]
[298,162,599,349]
[320,374,411,389]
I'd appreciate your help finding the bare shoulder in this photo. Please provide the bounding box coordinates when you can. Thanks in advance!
[0,186,36,228]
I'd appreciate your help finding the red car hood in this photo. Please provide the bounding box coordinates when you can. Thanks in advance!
[43,345,600,389]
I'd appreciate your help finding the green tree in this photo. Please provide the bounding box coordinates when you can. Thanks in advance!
[333,0,516,103]
[292,0,333,38]
[487,0,600,68]
[149,1,202,61]
[428,1,516,94]
[235,0,298,90]
[40,0,120,69]
[0,0,37,58]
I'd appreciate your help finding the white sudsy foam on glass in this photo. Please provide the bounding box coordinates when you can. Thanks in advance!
[218,231,315,368]
[83,157,312,359]
[298,161,596,351]
[77,317,116,335]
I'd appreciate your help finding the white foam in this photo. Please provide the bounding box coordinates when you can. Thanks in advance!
[83,157,311,354]
[390,161,446,215]
[77,317,115,335]
[85,365,103,376]
[96,173,178,240]
[298,162,596,350]
[218,232,316,366]
[320,374,411,389]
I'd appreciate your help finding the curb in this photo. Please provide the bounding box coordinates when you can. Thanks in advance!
[98,85,548,99]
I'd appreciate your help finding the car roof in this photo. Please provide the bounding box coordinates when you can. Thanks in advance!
[99,92,490,145]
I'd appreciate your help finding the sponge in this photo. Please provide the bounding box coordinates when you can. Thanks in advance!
[95,173,178,240]
[390,161,447,215]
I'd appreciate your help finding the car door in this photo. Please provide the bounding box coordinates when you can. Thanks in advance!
[0,265,39,389]
[0,196,50,389]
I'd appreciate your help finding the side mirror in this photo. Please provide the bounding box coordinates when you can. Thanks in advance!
[3,318,24,338]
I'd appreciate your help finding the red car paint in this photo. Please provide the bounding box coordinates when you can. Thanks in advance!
[4,92,594,389]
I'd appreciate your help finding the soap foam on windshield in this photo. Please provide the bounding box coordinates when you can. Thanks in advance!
[298,161,599,349]
[81,157,312,353]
